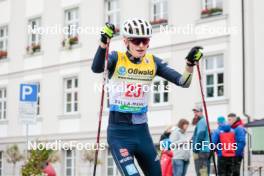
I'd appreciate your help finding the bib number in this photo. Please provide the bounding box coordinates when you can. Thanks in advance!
[125,83,144,98]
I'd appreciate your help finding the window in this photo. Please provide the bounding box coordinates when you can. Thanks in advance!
[0,88,7,120]
[63,8,79,47]
[204,55,224,99]
[201,0,223,18]
[105,0,120,32]
[150,0,168,25]
[152,79,169,104]
[27,18,41,54]
[64,8,79,38]
[65,150,75,176]
[0,151,2,176]
[64,77,78,114]
[107,148,120,176]
[0,26,8,59]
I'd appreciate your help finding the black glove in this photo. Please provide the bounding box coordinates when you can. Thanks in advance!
[186,46,203,66]
[100,23,115,44]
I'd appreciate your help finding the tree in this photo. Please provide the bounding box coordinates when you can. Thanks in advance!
[82,150,102,175]
[21,143,59,176]
[5,144,24,176]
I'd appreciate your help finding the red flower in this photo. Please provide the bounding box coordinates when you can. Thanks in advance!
[150,18,168,25]
[0,50,8,58]
[202,8,209,15]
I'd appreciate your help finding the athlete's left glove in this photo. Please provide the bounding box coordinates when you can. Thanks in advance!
[100,23,115,44]
[186,46,203,66]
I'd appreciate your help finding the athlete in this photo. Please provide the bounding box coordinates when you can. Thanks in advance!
[92,18,203,176]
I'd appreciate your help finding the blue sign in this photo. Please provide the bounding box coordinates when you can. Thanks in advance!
[20,84,38,102]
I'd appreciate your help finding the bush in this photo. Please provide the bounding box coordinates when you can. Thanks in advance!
[21,144,57,176]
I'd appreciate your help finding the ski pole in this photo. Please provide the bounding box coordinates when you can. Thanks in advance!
[196,63,218,176]
[93,43,109,176]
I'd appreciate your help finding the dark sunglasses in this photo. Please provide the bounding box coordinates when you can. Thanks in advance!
[128,38,150,45]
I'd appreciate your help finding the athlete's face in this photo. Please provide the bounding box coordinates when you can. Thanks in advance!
[124,37,150,58]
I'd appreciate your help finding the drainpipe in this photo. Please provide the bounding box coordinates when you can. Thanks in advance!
[241,0,251,173]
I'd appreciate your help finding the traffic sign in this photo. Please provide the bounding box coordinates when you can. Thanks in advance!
[19,84,38,123]
[20,84,38,102]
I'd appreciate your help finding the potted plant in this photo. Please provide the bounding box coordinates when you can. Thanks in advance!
[210,7,223,15]
[62,35,79,49]
[201,8,210,17]
[201,7,223,18]
[26,43,41,55]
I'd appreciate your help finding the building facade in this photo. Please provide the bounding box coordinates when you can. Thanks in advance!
[0,0,263,175]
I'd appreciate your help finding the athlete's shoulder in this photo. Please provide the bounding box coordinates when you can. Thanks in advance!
[152,55,167,64]
[109,50,118,59]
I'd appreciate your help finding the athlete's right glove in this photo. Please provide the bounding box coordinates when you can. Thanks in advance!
[100,23,115,44]
[186,46,203,66]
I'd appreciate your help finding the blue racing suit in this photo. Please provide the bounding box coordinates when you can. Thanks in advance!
[92,46,193,176]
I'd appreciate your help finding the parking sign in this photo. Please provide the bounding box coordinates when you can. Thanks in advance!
[19,84,38,123]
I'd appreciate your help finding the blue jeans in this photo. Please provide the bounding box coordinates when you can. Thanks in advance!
[172,159,189,176]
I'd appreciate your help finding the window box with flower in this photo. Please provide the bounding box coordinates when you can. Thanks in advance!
[150,18,168,26]
[62,36,79,50]
[201,7,223,18]
[0,50,8,59]
[26,44,41,55]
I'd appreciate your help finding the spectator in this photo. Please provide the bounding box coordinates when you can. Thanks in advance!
[212,116,236,176]
[160,126,175,176]
[42,162,56,176]
[160,126,175,143]
[227,113,246,176]
[192,105,211,176]
[170,119,190,176]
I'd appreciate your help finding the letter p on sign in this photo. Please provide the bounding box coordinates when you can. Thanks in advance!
[20,84,38,102]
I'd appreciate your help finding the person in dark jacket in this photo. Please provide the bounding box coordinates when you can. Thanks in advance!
[160,126,175,143]
[192,106,210,176]
[227,113,246,176]
[212,116,237,176]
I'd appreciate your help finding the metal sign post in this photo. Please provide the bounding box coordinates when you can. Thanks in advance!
[19,84,38,159]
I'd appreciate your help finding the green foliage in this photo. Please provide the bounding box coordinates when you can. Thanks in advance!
[5,144,24,176]
[6,144,24,164]
[21,144,58,176]
[82,150,102,165]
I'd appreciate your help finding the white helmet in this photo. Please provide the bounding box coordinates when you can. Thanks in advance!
[122,18,152,38]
